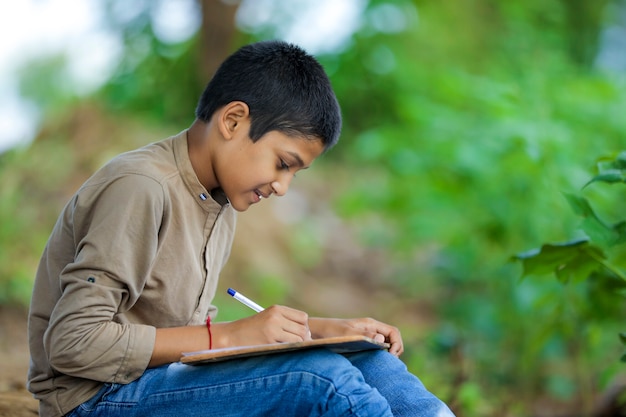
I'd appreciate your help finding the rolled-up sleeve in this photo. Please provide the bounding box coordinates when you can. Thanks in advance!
[44,174,163,383]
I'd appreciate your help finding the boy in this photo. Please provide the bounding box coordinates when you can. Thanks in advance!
[28,40,455,417]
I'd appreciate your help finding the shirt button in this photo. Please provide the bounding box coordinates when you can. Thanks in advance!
[199,193,208,201]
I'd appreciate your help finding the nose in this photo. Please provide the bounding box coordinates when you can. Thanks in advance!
[270,174,293,197]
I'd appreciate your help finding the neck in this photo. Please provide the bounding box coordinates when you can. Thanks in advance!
[187,119,218,191]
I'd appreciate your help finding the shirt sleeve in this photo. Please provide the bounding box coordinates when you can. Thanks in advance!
[44,174,164,383]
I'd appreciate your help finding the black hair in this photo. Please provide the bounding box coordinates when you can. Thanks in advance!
[195,40,341,151]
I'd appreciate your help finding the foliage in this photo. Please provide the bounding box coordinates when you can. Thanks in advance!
[514,152,626,363]
[0,102,171,305]
[322,0,626,413]
[96,0,204,125]
[0,142,74,304]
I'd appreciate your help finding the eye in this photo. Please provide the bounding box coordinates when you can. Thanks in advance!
[279,159,297,178]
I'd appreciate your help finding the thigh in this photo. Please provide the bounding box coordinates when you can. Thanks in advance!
[68,349,393,417]
[344,350,456,417]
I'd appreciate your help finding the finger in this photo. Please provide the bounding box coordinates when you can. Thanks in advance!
[263,305,310,342]
[277,305,309,326]
[366,320,403,356]
[279,321,308,339]
[387,332,403,356]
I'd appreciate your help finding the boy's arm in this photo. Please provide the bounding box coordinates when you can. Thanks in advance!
[308,317,404,357]
[149,305,311,367]
[150,325,208,366]
[46,176,164,383]
[149,311,405,366]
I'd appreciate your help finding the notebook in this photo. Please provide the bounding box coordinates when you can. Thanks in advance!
[180,335,390,365]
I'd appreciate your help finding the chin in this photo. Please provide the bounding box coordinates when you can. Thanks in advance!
[230,200,252,212]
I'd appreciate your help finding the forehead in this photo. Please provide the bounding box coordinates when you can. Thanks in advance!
[258,131,325,167]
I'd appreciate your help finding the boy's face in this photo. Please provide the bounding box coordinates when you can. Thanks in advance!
[216,124,325,212]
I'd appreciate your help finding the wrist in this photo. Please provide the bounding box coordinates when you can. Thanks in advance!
[208,321,229,349]
[308,317,329,339]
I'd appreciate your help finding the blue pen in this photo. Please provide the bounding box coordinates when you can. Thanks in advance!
[227,288,265,313]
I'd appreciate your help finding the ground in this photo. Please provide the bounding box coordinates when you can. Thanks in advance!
[0,305,38,416]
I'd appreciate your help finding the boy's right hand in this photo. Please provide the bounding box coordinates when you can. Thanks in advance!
[211,305,312,348]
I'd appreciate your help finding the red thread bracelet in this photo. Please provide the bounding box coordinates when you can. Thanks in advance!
[206,316,212,349]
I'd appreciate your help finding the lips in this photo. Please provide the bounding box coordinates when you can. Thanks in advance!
[257,189,271,198]
[253,189,266,203]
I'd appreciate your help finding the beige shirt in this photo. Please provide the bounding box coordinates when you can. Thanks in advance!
[27,130,236,417]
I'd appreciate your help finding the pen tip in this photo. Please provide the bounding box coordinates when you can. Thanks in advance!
[227,288,235,296]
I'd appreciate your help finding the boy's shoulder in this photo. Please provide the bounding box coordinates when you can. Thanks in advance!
[96,132,184,182]
[74,132,187,199]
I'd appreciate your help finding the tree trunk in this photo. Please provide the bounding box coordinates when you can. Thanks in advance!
[197,0,240,83]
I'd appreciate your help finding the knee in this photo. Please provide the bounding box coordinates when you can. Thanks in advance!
[288,349,364,382]
[346,349,409,375]
[284,350,392,416]
[271,349,377,398]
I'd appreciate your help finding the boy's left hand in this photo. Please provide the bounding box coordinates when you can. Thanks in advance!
[308,317,404,357]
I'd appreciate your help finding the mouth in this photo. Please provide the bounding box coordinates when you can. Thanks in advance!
[253,189,266,203]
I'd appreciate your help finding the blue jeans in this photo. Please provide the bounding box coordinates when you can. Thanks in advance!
[67,349,455,416]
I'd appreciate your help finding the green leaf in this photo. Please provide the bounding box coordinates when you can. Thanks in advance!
[554,248,606,284]
[563,193,596,218]
[620,332,626,345]
[587,152,626,187]
[563,193,616,245]
[584,169,626,187]
[513,239,607,283]
[596,151,626,171]
[612,221,626,245]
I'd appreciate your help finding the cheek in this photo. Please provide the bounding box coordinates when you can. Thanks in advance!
[228,159,262,190]
[240,151,273,183]
[220,145,273,192]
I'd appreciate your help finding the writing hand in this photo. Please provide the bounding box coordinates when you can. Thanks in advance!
[211,305,311,348]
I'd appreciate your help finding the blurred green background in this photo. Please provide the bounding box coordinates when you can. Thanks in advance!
[1,0,625,416]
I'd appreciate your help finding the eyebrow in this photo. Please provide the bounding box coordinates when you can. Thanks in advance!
[287,151,309,169]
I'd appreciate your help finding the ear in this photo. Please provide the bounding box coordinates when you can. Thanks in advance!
[217,101,250,140]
